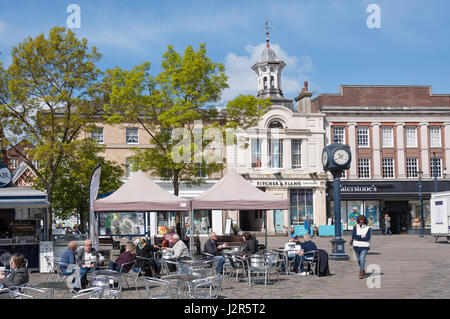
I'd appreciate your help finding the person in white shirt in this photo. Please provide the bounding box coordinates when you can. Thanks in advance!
[352,215,372,279]
[161,234,189,259]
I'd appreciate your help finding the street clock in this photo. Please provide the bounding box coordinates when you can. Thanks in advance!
[322,144,352,171]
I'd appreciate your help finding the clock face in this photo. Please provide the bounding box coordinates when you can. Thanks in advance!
[333,149,349,165]
[322,151,328,167]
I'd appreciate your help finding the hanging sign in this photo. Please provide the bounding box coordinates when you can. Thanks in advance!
[0,165,12,188]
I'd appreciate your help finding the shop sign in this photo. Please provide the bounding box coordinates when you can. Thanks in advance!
[251,180,309,187]
[340,185,378,193]
[0,165,12,188]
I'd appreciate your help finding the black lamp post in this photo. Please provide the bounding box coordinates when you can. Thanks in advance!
[418,170,424,237]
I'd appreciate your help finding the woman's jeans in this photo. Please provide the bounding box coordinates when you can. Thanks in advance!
[353,247,369,271]
[108,261,121,272]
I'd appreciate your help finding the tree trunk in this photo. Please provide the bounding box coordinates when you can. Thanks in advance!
[173,172,179,197]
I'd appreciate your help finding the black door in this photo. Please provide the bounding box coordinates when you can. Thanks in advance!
[384,201,409,234]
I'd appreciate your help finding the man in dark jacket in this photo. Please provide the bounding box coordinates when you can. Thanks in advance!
[203,232,228,274]
[293,234,317,275]
[136,237,161,277]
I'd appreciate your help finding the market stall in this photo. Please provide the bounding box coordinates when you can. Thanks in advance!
[191,169,289,251]
[93,170,190,240]
[0,184,49,271]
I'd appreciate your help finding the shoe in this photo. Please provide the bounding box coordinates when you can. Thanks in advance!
[359,270,364,279]
[298,272,307,276]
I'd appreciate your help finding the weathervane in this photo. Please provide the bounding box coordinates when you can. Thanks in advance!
[264,19,273,48]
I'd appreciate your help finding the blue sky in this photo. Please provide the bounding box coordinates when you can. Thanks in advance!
[1,0,450,102]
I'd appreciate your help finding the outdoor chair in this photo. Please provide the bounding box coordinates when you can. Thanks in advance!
[134,256,157,289]
[224,255,247,281]
[141,276,178,299]
[189,275,223,299]
[160,259,178,276]
[301,250,319,276]
[119,259,139,290]
[72,287,104,299]
[247,254,279,286]
[0,286,47,299]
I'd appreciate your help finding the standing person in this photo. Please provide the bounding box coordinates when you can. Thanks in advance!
[384,213,392,235]
[203,232,228,274]
[60,241,78,275]
[304,215,311,236]
[76,239,99,288]
[352,215,372,279]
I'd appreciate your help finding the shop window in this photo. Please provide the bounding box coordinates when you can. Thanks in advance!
[347,201,363,230]
[251,139,262,168]
[157,212,178,235]
[406,158,418,178]
[364,201,380,230]
[290,189,314,225]
[98,212,146,236]
[429,126,441,147]
[192,210,212,235]
[357,126,369,147]
[405,126,417,148]
[333,126,345,144]
[329,200,347,230]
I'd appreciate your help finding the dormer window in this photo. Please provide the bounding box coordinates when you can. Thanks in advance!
[268,120,283,129]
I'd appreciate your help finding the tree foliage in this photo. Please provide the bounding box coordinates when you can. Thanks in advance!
[103,44,271,195]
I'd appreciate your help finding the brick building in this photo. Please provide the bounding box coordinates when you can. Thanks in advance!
[313,85,450,234]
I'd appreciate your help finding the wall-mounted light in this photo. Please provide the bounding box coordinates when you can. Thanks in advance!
[274,172,282,179]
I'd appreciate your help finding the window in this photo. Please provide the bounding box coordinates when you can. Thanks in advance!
[357,126,369,147]
[381,126,394,148]
[270,76,275,88]
[382,158,394,178]
[10,158,18,169]
[405,126,417,148]
[268,139,283,168]
[430,157,442,178]
[429,126,441,148]
[126,127,139,144]
[291,140,301,169]
[251,139,262,168]
[406,158,418,178]
[91,127,104,144]
[268,120,283,129]
[290,189,314,225]
[358,158,370,178]
[125,157,137,179]
[333,126,345,144]
[263,77,267,90]
[195,162,207,178]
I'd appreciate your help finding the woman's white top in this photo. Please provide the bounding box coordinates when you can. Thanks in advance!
[353,225,371,248]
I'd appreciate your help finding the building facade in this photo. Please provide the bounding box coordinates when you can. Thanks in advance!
[314,85,450,234]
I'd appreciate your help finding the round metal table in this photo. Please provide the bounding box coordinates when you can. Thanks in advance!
[162,274,200,299]
[35,281,68,299]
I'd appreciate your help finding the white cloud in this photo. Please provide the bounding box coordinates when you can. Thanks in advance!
[221,43,316,102]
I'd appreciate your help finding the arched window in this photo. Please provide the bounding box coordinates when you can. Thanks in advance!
[263,77,267,89]
[268,120,284,129]
[270,76,275,88]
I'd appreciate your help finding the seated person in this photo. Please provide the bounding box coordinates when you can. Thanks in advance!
[241,233,257,259]
[76,239,99,288]
[108,242,136,273]
[0,253,29,298]
[161,234,190,271]
[164,228,177,248]
[60,241,78,276]
[135,237,161,277]
[203,232,228,274]
[293,234,317,275]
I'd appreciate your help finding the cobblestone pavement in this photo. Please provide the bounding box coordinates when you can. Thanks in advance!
[24,235,449,299]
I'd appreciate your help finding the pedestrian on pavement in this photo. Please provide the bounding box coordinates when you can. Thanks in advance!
[352,215,371,279]
[304,215,311,235]
[384,213,392,235]
[203,232,228,274]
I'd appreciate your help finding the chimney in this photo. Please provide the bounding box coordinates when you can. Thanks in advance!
[294,81,313,113]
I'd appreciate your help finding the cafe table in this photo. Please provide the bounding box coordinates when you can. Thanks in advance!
[161,274,200,299]
[34,281,69,299]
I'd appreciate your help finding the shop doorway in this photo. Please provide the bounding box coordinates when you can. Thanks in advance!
[239,210,264,232]
[384,201,410,234]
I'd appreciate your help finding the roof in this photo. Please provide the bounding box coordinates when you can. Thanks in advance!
[93,170,189,212]
[260,46,278,62]
[0,186,49,208]
[192,169,289,210]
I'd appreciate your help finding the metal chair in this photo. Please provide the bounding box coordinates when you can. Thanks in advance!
[119,259,139,290]
[133,256,157,290]
[160,259,178,275]
[301,250,319,276]
[2,286,47,299]
[189,275,223,299]
[72,287,104,299]
[246,254,278,286]
[92,271,122,299]
[141,276,178,299]
[224,255,247,281]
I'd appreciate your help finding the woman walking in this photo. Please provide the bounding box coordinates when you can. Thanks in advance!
[352,215,371,279]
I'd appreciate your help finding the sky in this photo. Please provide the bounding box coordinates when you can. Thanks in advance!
[1,0,450,103]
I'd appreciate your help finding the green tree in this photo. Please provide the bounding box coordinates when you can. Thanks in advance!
[103,44,271,195]
[0,27,103,233]
[35,139,124,233]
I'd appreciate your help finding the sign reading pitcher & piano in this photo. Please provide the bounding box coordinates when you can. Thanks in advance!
[251,180,319,187]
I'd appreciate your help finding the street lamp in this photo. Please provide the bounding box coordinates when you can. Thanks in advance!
[417,170,424,237]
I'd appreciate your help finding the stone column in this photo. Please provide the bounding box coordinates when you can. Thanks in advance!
[284,138,291,169]
[444,123,450,178]
[313,186,327,226]
[420,123,430,176]
[372,123,381,178]
[396,123,405,178]
[348,123,357,178]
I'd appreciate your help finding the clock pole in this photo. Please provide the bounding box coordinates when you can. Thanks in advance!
[329,169,349,261]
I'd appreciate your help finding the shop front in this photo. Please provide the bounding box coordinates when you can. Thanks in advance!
[327,181,450,234]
